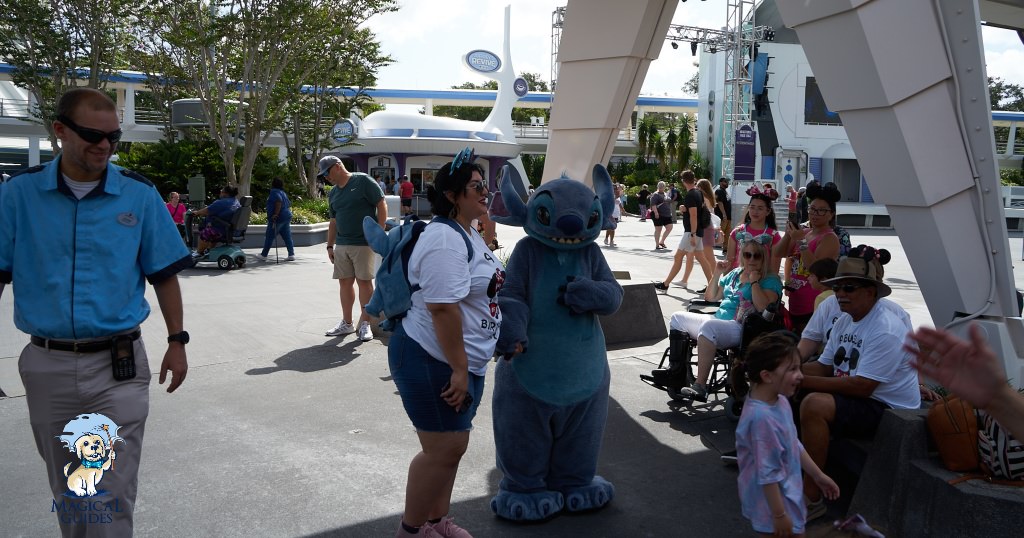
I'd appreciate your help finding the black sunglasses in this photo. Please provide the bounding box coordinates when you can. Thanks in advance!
[57,114,122,145]
[742,251,763,260]
[465,181,486,194]
[832,283,866,293]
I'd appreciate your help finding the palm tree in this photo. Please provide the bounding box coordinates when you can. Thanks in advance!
[636,118,650,160]
[645,123,658,162]
[654,136,667,174]
[665,128,678,171]
[677,113,693,169]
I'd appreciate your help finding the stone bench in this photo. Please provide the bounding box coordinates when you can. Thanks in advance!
[847,408,1024,537]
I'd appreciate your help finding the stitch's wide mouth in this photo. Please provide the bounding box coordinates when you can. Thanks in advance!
[550,237,584,245]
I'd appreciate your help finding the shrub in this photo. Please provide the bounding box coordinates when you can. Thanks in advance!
[249,207,326,225]
[292,197,332,221]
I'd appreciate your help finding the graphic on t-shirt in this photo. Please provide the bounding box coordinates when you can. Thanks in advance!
[487,267,506,319]
[56,413,124,497]
[832,343,861,377]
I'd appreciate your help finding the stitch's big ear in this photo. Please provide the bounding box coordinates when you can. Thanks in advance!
[592,164,616,230]
[362,216,389,256]
[489,164,527,227]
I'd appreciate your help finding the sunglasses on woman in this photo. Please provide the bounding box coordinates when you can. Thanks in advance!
[57,115,122,145]
[465,181,486,194]
[742,251,763,260]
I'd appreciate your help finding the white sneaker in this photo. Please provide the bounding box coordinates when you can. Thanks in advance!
[286,255,295,261]
[357,321,373,342]
[325,320,355,336]
[257,253,268,260]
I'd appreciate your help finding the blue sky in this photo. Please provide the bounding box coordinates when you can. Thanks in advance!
[366,0,1024,99]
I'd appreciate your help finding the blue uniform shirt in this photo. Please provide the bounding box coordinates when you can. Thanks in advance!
[0,157,193,339]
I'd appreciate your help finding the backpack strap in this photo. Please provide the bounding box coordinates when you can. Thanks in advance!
[405,217,474,294]
[430,217,474,262]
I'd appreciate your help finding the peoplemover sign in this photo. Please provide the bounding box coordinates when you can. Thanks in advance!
[465,50,501,73]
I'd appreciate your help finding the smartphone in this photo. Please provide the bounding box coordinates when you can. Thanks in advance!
[441,382,474,413]
[110,336,136,381]
[789,212,801,226]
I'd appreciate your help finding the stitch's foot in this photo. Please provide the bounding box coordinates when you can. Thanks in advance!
[490,489,564,521]
[563,476,615,512]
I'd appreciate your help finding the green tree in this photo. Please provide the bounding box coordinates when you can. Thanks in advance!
[430,72,550,124]
[644,122,658,162]
[665,128,678,170]
[683,70,700,96]
[636,118,650,162]
[0,0,137,151]
[653,135,667,173]
[520,153,545,186]
[677,114,693,169]
[990,77,1024,111]
[281,18,393,197]
[141,0,396,196]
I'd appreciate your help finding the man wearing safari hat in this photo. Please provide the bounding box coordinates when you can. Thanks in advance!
[797,245,920,521]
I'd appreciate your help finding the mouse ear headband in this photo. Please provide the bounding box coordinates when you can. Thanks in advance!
[736,231,773,247]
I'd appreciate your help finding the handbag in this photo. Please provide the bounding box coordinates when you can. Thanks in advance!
[978,410,1024,480]
[926,396,979,472]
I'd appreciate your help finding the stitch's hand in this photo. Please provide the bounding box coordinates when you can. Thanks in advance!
[499,342,526,361]
[556,275,576,311]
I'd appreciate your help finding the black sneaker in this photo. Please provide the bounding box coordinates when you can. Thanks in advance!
[654,282,669,292]
[720,449,738,465]
[693,286,707,294]
[678,383,708,402]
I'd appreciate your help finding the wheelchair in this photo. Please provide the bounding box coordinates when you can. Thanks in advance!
[185,196,253,270]
[640,299,787,421]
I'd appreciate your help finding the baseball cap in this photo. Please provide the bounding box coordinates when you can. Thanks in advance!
[318,155,342,178]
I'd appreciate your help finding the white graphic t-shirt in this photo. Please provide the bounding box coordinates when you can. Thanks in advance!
[803,296,910,345]
[403,222,505,376]
[817,301,920,409]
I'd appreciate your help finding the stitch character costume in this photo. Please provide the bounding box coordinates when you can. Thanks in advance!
[489,164,624,521]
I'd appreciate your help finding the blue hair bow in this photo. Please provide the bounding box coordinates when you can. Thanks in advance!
[735,231,772,246]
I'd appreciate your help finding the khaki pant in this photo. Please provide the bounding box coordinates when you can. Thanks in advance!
[20,337,151,537]
[721,218,732,241]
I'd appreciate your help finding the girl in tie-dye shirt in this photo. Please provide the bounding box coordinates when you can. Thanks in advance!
[733,333,840,536]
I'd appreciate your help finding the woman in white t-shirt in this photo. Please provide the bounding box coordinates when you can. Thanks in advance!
[389,148,505,538]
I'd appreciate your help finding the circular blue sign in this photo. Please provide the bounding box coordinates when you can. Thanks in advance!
[513,77,529,97]
[466,50,501,73]
[332,120,355,144]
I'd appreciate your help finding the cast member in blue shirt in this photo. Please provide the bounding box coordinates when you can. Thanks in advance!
[0,87,192,536]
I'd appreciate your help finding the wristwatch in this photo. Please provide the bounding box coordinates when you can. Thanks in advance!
[167,331,190,345]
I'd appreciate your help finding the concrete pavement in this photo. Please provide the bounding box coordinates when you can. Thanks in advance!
[3,217,1024,537]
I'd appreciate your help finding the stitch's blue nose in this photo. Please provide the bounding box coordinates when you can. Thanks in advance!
[556,214,583,235]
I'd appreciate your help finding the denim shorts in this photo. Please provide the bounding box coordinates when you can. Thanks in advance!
[388,323,485,432]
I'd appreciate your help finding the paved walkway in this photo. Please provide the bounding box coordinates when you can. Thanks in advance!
[2,217,1023,537]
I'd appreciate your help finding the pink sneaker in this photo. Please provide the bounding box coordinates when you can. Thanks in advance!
[395,522,443,538]
[427,517,473,538]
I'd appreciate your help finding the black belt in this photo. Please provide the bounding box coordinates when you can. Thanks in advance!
[31,329,142,353]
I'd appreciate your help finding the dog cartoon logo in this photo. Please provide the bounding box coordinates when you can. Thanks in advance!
[56,413,124,497]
